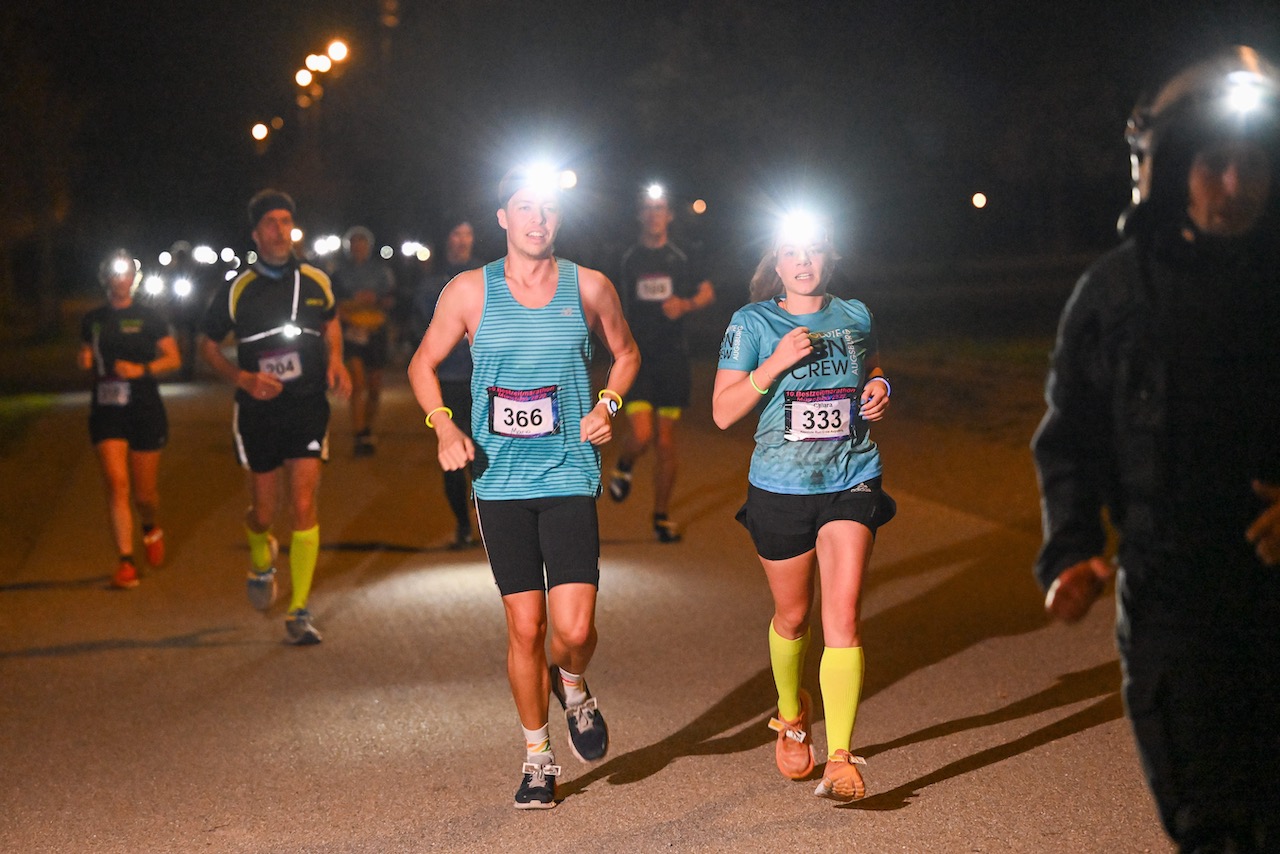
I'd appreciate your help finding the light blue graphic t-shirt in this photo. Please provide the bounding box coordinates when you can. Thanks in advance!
[718,295,882,494]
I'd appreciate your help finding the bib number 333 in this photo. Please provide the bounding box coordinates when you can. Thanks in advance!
[784,388,854,441]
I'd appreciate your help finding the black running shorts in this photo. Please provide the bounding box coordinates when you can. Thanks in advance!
[475,495,600,596]
[735,477,896,561]
[88,383,168,451]
[233,393,330,473]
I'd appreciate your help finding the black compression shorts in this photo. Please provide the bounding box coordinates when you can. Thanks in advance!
[475,495,600,596]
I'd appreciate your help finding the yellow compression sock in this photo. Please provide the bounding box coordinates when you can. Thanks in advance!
[289,525,320,612]
[246,526,274,572]
[769,621,810,721]
[820,646,865,757]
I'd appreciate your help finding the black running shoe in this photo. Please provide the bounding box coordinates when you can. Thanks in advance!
[514,754,560,810]
[549,665,609,762]
[607,468,631,502]
[654,517,682,543]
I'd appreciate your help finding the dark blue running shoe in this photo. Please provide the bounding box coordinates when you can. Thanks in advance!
[514,754,560,810]
[550,665,609,762]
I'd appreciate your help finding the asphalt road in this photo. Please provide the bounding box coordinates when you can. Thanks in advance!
[0,345,1173,852]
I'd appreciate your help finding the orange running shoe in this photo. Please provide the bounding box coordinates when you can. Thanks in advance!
[143,528,165,567]
[111,559,140,589]
[767,688,816,780]
[814,749,867,801]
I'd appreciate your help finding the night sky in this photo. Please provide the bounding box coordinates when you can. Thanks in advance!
[6,1,1280,287]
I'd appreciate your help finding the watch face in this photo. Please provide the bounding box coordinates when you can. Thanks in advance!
[603,398,619,416]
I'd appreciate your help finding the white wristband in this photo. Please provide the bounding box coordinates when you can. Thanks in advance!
[867,376,891,397]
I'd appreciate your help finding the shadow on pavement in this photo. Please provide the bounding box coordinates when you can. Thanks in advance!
[564,527,1122,807]
[0,626,250,659]
[850,691,1123,811]
[558,666,778,798]
[0,574,112,592]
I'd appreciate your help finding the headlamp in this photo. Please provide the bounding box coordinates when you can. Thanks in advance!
[172,277,193,298]
[1224,71,1269,115]
[646,183,666,201]
[499,161,576,205]
[776,210,826,248]
[283,323,302,338]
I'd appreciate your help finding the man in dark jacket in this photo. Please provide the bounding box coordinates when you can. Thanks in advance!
[1033,47,1280,853]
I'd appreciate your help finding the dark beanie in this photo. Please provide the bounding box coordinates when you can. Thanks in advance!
[247,189,296,226]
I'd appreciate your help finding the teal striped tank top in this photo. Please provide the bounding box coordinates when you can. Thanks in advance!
[470,258,599,499]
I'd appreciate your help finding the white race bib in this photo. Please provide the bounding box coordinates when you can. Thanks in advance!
[488,385,560,438]
[258,349,302,382]
[636,274,674,302]
[96,379,131,407]
[784,389,854,441]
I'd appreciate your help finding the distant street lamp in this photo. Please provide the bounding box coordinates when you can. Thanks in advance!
[251,123,269,141]
[327,40,349,63]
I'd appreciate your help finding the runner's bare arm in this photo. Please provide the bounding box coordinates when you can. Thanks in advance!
[579,268,640,444]
[408,271,482,468]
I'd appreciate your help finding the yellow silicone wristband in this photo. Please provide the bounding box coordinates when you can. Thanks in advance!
[598,388,623,406]
[425,406,453,428]
[748,371,769,395]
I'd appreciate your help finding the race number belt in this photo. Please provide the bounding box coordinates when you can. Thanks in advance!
[488,385,560,438]
[636,274,674,302]
[784,388,854,441]
[96,379,131,407]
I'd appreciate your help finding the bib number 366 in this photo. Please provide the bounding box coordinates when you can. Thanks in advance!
[489,385,560,438]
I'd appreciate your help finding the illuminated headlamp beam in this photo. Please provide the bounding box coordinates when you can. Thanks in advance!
[512,163,577,197]
[646,183,666,201]
[776,210,825,247]
[1224,71,1271,114]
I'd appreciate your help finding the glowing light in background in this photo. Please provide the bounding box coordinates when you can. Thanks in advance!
[401,241,431,262]
[692,199,708,214]
[972,192,988,209]
[327,40,349,62]
[251,123,268,141]
[313,235,341,257]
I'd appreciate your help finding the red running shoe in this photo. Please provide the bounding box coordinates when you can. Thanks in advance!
[112,559,140,589]
[143,528,165,567]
